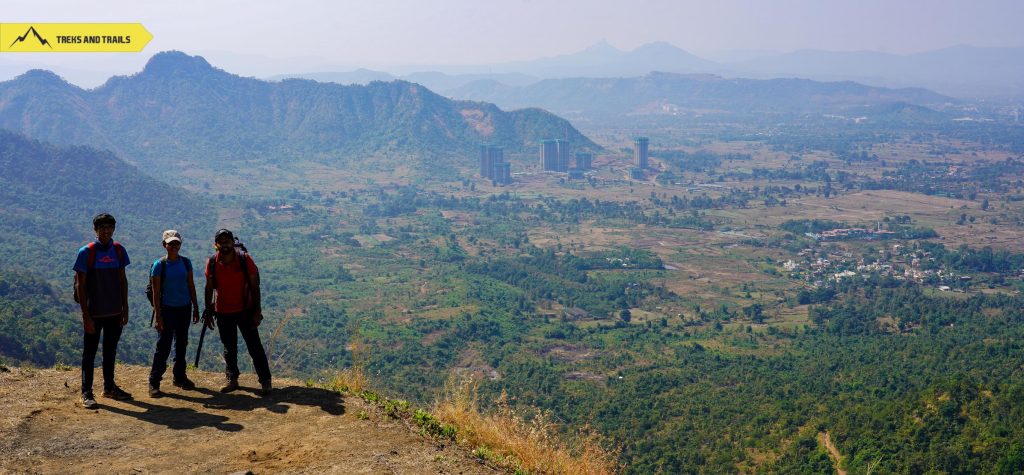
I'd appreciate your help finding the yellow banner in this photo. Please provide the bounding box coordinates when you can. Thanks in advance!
[0,23,152,52]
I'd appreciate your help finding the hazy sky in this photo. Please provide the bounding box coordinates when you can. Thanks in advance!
[2,0,1022,81]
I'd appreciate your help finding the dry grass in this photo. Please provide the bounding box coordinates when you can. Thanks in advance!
[433,378,619,475]
[330,365,368,395]
[330,322,369,394]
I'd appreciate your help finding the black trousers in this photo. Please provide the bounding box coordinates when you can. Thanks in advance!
[149,305,191,386]
[216,311,272,384]
[81,316,123,394]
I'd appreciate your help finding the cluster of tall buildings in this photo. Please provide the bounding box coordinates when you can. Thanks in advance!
[479,145,511,185]
[475,139,606,184]
[540,140,593,173]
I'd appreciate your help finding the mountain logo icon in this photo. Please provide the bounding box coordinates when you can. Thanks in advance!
[9,26,52,49]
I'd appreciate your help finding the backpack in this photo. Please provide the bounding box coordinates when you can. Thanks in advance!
[145,256,191,306]
[73,241,125,304]
[208,244,258,309]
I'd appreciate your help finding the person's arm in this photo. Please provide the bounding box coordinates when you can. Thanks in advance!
[203,259,216,329]
[187,269,200,324]
[76,270,94,334]
[246,255,262,325]
[119,268,129,326]
[152,273,163,332]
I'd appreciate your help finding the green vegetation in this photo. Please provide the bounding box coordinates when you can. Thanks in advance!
[4,55,1024,473]
[0,52,598,180]
[0,269,77,366]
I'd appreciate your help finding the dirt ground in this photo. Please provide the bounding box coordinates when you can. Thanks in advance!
[0,365,499,474]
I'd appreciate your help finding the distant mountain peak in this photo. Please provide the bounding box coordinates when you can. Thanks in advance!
[141,51,216,76]
[584,39,620,53]
[633,41,683,52]
[577,40,625,59]
[0,51,597,167]
[12,69,74,89]
[630,42,710,62]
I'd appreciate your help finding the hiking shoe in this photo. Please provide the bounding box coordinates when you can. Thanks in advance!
[259,381,272,396]
[81,392,97,409]
[148,384,162,398]
[219,379,239,393]
[172,377,196,390]
[102,386,133,401]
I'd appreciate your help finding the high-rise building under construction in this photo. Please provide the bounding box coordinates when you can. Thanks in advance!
[540,139,571,172]
[556,140,570,172]
[634,137,649,169]
[480,145,502,178]
[540,140,558,171]
[575,152,593,170]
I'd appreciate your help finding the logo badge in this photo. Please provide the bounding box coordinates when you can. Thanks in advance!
[0,24,152,53]
[9,26,51,49]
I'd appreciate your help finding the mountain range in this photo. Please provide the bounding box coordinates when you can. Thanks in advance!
[0,51,596,174]
[268,41,1024,101]
[448,72,957,122]
[267,69,540,95]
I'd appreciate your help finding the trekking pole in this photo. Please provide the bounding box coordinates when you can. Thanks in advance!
[195,309,212,368]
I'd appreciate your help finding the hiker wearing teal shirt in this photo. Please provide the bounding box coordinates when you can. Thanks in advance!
[147,230,200,398]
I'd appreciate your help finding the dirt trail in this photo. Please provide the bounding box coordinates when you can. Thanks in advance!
[0,365,499,474]
[817,431,847,475]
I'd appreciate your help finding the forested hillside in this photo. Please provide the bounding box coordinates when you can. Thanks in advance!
[0,130,215,366]
[0,129,213,276]
[0,51,596,174]
[0,269,77,366]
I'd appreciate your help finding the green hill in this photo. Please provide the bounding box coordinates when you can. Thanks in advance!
[0,51,597,175]
[0,269,77,366]
[0,129,213,275]
[0,130,215,366]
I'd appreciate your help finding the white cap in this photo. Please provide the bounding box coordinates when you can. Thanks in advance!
[162,229,182,244]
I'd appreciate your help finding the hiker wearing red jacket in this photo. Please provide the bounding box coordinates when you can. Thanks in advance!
[203,229,272,396]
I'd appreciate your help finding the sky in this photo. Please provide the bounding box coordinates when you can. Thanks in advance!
[1,0,1022,85]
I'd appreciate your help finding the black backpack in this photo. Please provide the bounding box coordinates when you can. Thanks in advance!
[145,256,191,306]
[73,241,126,304]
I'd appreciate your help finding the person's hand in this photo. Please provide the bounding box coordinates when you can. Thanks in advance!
[120,308,129,327]
[202,308,216,329]
[83,315,95,334]
[253,309,263,327]
[154,316,164,333]
[192,307,200,324]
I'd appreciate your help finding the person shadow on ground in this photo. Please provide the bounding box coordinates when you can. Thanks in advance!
[161,385,345,416]
[98,399,244,432]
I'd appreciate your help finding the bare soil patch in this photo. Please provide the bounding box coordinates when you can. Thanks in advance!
[0,365,498,474]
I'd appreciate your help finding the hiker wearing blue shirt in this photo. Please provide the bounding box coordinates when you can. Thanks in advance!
[147,230,200,398]
[73,213,131,408]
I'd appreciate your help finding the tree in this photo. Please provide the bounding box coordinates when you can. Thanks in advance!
[744,304,765,324]
[619,309,632,323]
